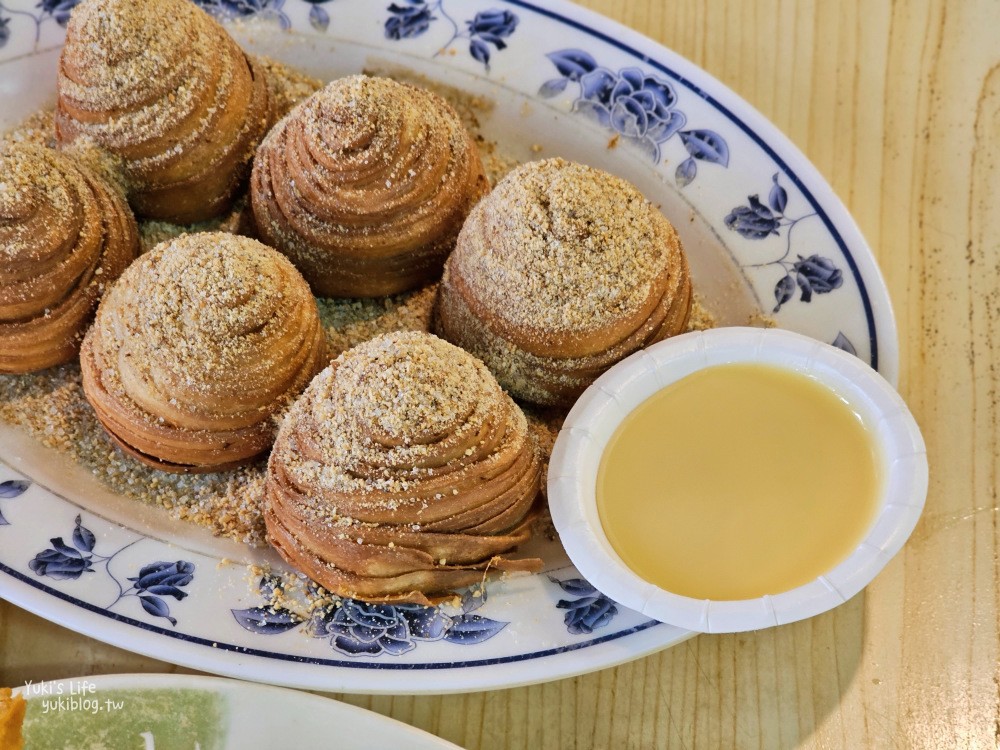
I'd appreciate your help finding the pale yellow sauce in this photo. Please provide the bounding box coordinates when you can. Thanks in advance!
[596,363,882,600]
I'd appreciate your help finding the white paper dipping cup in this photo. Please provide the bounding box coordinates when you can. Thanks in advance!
[547,327,928,634]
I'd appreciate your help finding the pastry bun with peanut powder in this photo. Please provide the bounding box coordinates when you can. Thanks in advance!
[0,144,138,374]
[264,331,542,606]
[55,0,273,223]
[435,157,692,406]
[251,75,489,298]
[80,232,328,473]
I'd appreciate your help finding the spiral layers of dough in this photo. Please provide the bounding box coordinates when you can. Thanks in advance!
[0,145,137,374]
[265,331,542,605]
[251,75,489,298]
[55,0,272,223]
[80,233,328,472]
[436,158,692,406]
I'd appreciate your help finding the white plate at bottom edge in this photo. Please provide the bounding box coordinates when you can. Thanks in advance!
[11,673,463,749]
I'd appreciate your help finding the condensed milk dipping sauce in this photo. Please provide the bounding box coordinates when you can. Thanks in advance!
[596,362,883,601]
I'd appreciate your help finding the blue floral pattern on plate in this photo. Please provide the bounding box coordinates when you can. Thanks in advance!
[28,514,195,626]
[0,0,80,45]
[232,575,509,657]
[539,48,729,181]
[0,479,29,526]
[550,576,619,635]
[385,1,518,70]
[725,173,842,312]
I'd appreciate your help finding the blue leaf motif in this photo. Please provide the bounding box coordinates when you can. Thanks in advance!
[676,157,697,187]
[232,606,304,634]
[0,480,29,498]
[679,129,730,167]
[0,17,9,48]
[773,273,796,312]
[538,77,569,98]
[546,49,598,81]
[308,3,329,31]
[579,68,617,104]
[550,577,599,597]
[832,332,858,356]
[469,38,490,66]
[796,273,813,303]
[768,172,788,214]
[0,510,7,527]
[443,614,507,644]
[72,516,96,553]
[139,595,176,626]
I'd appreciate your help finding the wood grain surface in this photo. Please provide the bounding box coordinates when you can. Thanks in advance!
[2,1,998,748]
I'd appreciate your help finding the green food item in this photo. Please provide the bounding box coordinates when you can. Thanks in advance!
[22,688,226,750]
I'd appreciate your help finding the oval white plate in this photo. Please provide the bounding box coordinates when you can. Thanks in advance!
[13,673,462,748]
[0,0,897,693]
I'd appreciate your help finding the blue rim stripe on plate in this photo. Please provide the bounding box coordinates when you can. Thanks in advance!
[505,0,879,371]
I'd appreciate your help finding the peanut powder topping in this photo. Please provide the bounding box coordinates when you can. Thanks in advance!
[102,233,293,380]
[282,331,511,496]
[456,157,670,334]
[251,74,488,297]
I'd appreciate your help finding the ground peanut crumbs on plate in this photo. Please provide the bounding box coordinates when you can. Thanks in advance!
[1,77,718,546]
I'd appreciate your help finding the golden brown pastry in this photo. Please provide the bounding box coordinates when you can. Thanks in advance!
[55,0,272,223]
[265,331,542,605]
[436,158,692,406]
[0,688,25,750]
[251,75,489,298]
[80,232,328,473]
[0,144,137,374]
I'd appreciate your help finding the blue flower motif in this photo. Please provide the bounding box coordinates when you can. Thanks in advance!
[724,195,781,239]
[27,515,195,626]
[128,560,195,600]
[725,174,834,312]
[28,543,93,579]
[573,66,686,161]
[233,578,508,655]
[792,254,843,300]
[310,599,451,656]
[384,2,517,70]
[36,0,81,26]
[385,1,434,40]
[466,8,516,38]
[550,577,619,635]
[28,516,95,580]
[541,49,726,173]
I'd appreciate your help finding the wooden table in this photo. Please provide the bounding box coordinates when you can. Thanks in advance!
[2,1,998,747]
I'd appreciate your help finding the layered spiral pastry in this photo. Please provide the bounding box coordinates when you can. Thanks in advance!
[436,158,692,406]
[55,0,272,223]
[80,233,328,472]
[251,75,489,298]
[265,332,542,605]
[0,145,137,374]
